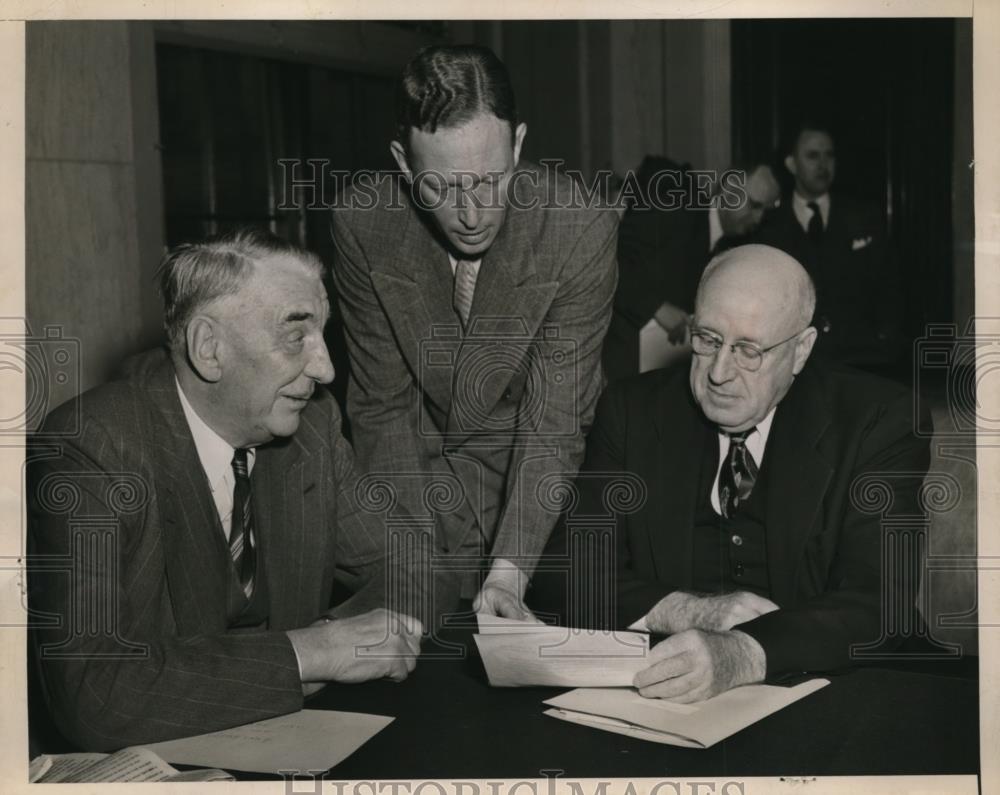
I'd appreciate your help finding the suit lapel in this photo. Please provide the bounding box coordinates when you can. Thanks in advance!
[648,376,707,589]
[252,431,317,629]
[369,203,462,415]
[447,203,559,438]
[762,367,834,605]
[144,359,234,635]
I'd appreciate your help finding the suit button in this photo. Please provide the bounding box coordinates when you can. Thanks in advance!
[503,388,513,401]
[731,534,743,546]
[734,562,745,577]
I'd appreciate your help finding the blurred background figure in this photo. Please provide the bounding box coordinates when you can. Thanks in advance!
[604,157,780,381]
[755,121,903,371]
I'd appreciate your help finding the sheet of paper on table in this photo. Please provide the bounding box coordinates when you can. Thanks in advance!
[144,709,393,774]
[543,679,830,748]
[473,614,650,688]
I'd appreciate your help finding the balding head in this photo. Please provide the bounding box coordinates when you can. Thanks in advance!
[689,245,818,433]
[699,244,816,332]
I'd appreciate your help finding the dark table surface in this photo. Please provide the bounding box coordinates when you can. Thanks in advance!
[301,619,980,780]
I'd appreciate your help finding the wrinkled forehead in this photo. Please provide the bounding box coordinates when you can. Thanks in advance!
[695,271,795,342]
[240,255,328,316]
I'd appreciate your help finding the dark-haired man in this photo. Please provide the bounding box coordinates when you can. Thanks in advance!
[331,45,618,620]
[29,229,425,751]
[756,122,902,370]
[604,159,780,381]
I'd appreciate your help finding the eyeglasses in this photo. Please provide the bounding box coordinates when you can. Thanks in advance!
[690,326,808,372]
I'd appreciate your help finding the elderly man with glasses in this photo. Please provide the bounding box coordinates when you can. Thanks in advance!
[533,244,930,701]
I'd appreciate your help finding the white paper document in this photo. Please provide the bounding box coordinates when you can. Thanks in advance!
[639,316,691,373]
[474,615,650,687]
[144,709,393,774]
[29,747,232,783]
[543,679,830,748]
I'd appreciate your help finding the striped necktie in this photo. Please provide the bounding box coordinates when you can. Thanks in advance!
[718,429,759,519]
[230,448,256,600]
[453,258,478,329]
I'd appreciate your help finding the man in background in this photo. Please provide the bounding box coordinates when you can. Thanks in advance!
[757,120,902,371]
[604,158,780,381]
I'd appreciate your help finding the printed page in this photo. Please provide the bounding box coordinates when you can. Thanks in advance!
[35,747,178,782]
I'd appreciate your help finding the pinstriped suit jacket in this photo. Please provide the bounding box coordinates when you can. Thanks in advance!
[28,350,400,751]
[331,164,618,578]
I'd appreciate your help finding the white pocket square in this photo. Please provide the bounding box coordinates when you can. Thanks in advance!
[852,236,873,251]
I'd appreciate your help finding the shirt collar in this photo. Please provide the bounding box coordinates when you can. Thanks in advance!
[719,405,777,466]
[175,378,255,487]
[792,191,831,231]
[448,253,482,276]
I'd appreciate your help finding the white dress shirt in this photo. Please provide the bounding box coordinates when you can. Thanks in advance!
[792,192,830,234]
[176,379,256,541]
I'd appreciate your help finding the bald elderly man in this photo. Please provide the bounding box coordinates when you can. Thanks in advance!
[533,244,930,700]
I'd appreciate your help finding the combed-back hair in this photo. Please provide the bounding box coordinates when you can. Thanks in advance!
[396,44,517,146]
[158,227,323,347]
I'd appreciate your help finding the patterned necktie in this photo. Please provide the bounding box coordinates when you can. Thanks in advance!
[807,201,824,244]
[453,258,478,329]
[718,429,759,519]
[230,448,256,600]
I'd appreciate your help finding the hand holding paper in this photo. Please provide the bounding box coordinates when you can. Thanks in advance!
[634,629,766,702]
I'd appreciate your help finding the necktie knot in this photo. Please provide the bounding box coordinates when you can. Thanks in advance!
[806,201,824,243]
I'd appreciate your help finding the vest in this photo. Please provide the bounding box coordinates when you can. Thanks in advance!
[690,432,772,597]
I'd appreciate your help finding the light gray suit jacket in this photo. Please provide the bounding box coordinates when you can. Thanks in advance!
[331,164,618,578]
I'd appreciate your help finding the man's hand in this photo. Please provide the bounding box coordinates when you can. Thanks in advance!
[286,608,423,685]
[473,558,543,622]
[653,302,690,345]
[633,629,766,702]
[645,590,779,634]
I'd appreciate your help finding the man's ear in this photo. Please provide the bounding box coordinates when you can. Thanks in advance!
[185,316,223,383]
[512,122,527,167]
[792,326,818,375]
[783,153,797,177]
[390,139,412,180]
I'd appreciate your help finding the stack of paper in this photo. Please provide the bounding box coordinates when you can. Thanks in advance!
[543,679,830,748]
[473,615,650,688]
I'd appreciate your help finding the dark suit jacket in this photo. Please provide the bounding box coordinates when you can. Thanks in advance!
[755,194,903,368]
[532,361,930,678]
[603,159,712,382]
[28,351,415,751]
[330,164,618,577]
